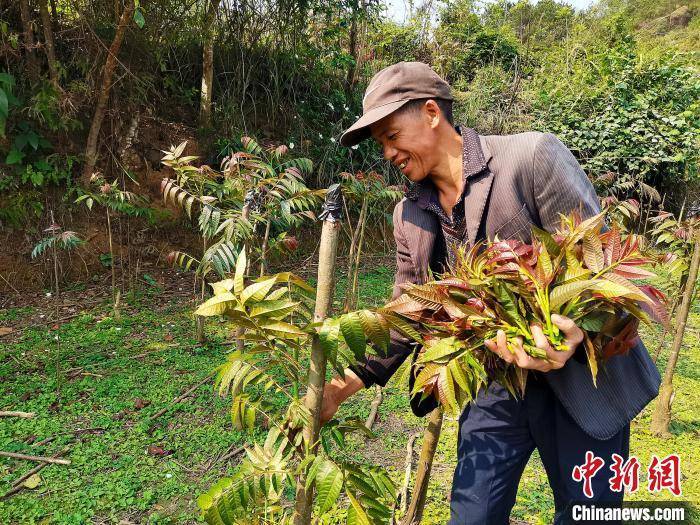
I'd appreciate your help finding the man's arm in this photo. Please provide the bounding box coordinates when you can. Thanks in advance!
[533,132,601,230]
[319,202,417,423]
[346,202,418,388]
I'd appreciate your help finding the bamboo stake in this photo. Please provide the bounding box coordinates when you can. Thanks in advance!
[651,228,700,436]
[0,451,70,465]
[293,184,342,525]
[400,407,444,525]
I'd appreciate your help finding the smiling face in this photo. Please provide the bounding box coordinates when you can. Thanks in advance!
[369,99,445,183]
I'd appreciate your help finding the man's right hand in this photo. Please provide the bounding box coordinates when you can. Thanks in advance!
[319,369,365,425]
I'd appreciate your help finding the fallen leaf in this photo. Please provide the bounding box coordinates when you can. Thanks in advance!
[23,473,42,489]
[133,398,151,410]
[163,334,174,342]
[147,445,173,457]
[0,327,13,337]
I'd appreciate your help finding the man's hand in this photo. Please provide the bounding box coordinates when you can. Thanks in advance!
[318,369,365,425]
[484,314,583,372]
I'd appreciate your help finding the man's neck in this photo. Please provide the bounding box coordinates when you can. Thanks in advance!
[428,127,464,210]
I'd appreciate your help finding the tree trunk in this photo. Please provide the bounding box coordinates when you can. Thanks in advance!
[235,200,252,352]
[401,407,444,525]
[343,197,367,313]
[259,219,271,277]
[199,0,218,128]
[82,0,135,184]
[20,0,39,84]
[38,0,59,88]
[344,0,359,99]
[349,204,368,311]
[650,230,700,437]
[293,185,342,525]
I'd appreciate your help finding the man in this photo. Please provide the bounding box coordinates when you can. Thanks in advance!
[320,62,661,524]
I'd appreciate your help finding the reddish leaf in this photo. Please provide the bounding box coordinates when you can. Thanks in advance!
[134,398,151,410]
[602,318,640,358]
[147,445,173,457]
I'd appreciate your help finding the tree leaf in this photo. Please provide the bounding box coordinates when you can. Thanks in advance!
[319,318,340,372]
[315,459,343,514]
[195,292,236,316]
[340,312,366,361]
[257,320,307,339]
[358,310,389,354]
[249,299,298,318]
[417,337,461,363]
[241,277,277,305]
[347,491,371,525]
[582,230,604,272]
[549,279,598,309]
[210,279,235,295]
[133,7,145,28]
[234,249,246,295]
[23,473,41,489]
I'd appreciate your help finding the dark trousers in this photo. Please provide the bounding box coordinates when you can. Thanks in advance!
[448,375,630,525]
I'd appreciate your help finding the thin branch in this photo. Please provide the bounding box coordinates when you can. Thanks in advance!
[0,451,71,465]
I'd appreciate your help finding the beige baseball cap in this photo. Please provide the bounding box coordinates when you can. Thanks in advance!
[340,61,453,147]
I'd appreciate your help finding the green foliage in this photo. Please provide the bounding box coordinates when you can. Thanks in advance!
[435,0,520,87]
[195,251,396,523]
[31,228,83,259]
[531,37,700,201]
[162,138,321,280]
[648,210,699,278]
[0,72,17,137]
[75,173,152,219]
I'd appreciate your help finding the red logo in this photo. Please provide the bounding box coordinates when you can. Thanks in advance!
[609,454,640,493]
[648,454,681,496]
[572,451,606,499]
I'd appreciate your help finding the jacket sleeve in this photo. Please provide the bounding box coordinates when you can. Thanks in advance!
[348,202,418,388]
[532,133,601,230]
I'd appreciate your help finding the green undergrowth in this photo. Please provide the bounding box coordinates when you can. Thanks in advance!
[0,266,698,523]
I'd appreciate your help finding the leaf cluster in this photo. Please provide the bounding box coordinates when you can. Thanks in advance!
[194,249,396,523]
[161,138,322,279]
[335,213,670,416]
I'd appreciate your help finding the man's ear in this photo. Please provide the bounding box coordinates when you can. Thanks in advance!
[423,99,441,129]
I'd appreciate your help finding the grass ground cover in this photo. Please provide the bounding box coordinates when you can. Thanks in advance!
[1,265,697,524]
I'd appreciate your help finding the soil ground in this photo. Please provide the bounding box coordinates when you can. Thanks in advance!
[1,263,698,524]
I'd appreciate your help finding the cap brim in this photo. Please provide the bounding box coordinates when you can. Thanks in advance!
[340,99,411,147]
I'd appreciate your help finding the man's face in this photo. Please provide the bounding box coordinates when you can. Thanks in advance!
[369,101,441,184]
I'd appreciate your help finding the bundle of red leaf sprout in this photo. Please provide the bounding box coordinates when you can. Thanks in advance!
[379,213,669,414]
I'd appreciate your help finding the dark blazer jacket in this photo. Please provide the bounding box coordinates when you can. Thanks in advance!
[351,127,661,441]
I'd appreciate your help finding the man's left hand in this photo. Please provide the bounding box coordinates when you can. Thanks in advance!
[484,314,584,372]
